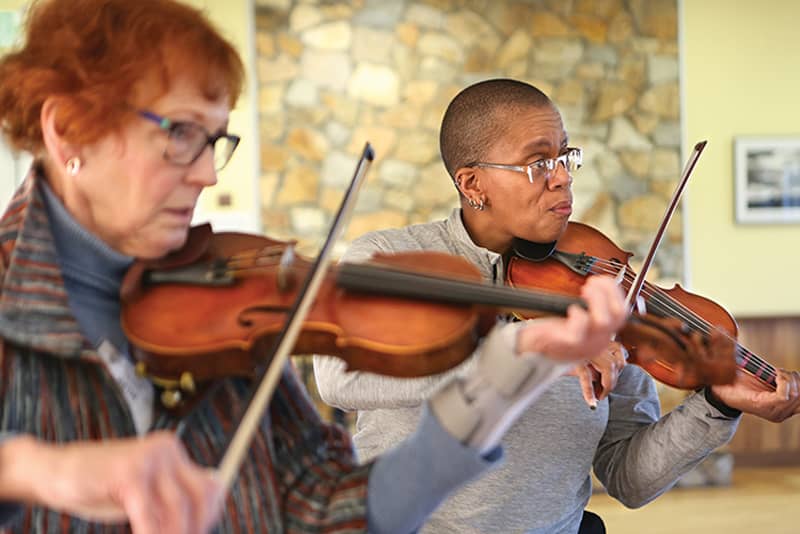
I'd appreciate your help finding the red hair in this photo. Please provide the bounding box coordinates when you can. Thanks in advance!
[0,0,245,153]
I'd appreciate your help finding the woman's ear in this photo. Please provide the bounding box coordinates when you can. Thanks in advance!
[454,167,476,197]
[40,97,77,169]
[454,166,486,208]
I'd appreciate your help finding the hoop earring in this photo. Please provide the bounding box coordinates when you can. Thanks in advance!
[468,198,485,211]
[65,157,82,176]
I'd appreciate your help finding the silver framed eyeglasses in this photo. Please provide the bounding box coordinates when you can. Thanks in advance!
[467,147,583,184]
[138,110,241,171]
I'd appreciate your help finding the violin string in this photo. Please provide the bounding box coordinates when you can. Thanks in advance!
[588,258,773,370]
[585,256,777,383]
[587,258,750,352]
[588,259,723,333]
[643,287,777,382]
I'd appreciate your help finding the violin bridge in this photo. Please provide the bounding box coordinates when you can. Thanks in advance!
[614,264,627,286]
[635,294,647,315]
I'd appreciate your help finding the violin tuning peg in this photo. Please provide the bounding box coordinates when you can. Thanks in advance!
[135,361,147,378]
[179,371,196,394]
[161,389,182,409]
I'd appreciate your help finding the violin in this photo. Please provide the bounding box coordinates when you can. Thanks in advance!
[120,224,735,406]
[507,220,771,391]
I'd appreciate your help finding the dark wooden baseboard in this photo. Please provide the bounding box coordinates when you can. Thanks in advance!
[734,451,800,468]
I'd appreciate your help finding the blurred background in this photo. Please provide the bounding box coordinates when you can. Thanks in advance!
[2,0,799,532]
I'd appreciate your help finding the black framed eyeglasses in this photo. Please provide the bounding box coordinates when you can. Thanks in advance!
[138,110,241,171]
[467,147,583,184]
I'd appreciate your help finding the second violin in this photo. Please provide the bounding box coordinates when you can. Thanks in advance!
[508,221,771,391]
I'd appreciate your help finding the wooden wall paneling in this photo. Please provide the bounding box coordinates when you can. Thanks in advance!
[729,317,800,466]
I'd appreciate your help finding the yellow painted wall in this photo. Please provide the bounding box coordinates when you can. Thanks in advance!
[185,0,260,232]
[683,0,800,317]
[0,0,260,232]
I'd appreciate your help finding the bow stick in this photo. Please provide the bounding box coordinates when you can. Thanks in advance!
[216,143,375,490]
[622,140,707,311]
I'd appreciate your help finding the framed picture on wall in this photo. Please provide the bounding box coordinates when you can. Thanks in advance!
[735,136,800,223]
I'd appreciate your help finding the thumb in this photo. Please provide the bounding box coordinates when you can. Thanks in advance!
[201,469,226,532]
[576,365,598,409]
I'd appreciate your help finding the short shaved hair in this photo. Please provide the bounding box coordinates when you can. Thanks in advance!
[439,79,553,180]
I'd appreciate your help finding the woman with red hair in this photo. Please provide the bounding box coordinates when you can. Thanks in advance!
[0,1,626,532]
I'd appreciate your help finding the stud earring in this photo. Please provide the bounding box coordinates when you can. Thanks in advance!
[65,157,82,176]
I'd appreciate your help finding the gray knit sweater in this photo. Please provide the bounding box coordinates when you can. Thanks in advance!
[314,209,740,534]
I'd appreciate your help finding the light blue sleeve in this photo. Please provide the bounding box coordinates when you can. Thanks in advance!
[0,432,23,527]
[366,405,502,534]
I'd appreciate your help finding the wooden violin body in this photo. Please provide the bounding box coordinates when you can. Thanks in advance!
[508,221,767,390]
[121,226,496,384]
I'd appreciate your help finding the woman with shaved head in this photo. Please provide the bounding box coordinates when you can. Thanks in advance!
[315,78,800,534]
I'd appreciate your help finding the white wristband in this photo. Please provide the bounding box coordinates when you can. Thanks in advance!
[429,321,571,454]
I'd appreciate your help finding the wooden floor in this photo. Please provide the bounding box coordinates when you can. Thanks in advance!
[588,466,800,533]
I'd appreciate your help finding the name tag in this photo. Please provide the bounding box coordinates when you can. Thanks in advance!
[97,340,154,435]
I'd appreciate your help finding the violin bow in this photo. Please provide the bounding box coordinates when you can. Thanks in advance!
[216,143,375,491]
[622,140,707,311]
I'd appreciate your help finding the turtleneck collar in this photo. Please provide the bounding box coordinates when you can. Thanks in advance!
[39,179,133,351]
[39,179,133,297]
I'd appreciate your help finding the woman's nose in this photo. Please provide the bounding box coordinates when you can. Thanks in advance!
[546,160,572,190]
[186,146,218,188]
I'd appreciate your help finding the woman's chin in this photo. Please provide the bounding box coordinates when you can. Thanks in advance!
[159,232,191,257]
[126,231,190,260]
[517,226,564,245]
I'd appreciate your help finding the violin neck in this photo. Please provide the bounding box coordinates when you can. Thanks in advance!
[337,263,584,316]
[734,343,778,389]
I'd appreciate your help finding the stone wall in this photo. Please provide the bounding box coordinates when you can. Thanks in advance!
[254,0,682,283]
[254,0,731,487]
